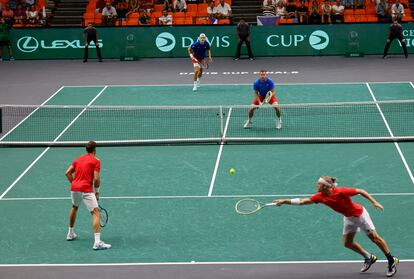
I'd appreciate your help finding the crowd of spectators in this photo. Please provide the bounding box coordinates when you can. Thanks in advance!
[261,0,409,24]
[0,0,44,27]
[92,0,232,26]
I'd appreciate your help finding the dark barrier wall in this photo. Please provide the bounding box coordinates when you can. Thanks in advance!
[11,23,414,59]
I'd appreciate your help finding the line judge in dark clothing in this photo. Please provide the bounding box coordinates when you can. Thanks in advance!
[383,19,408,59]
[234,19,254,60]
[83,23,102,63]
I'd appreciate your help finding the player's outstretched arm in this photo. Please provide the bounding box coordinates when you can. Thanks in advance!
[273,198,314,206]
[208,49,212,62]
[355,188,384,211]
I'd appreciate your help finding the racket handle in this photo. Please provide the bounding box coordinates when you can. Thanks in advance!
[265,203,275,206]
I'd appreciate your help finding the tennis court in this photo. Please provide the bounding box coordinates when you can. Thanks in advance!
[1,82,414,277]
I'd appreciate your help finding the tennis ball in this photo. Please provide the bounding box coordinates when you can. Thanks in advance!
[229,168,236,174]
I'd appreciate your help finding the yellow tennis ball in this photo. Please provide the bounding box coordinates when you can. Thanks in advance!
[229,168,235,174]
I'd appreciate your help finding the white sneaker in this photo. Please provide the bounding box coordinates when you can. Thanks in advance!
[243,119,252,129]
[386,257,399,277]
[66,232,78,241]
[277,119,282,129]
[93,241,111,250]
[193,85,197,91]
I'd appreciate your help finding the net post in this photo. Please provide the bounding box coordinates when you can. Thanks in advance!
[219,106,224,136]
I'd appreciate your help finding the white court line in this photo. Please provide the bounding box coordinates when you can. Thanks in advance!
[3,192,414,201]
[0,259,413,267]
[365,83,414,187]
[0,86,108,200]
[208,108,232,197]
[0,86,65,141]
[62,81,414,88]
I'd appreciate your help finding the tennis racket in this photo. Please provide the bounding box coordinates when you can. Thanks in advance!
[99,204,108,227]
[193,57,209,69]
[264,91,273,104]
[198,59,209,69]
[235,198,275,215]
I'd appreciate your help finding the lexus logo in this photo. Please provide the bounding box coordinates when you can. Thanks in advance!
[17,36,39,53]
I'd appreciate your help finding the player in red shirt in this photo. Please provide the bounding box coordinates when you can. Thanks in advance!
[273,176,399,277]
[65,141,111,250]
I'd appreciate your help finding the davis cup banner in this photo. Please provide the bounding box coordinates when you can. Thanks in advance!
[10,23,414,59]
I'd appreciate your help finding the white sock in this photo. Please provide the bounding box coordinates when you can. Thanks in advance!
[69,227,74,234]
[94,233,101,244]
[194,81,197,86]
[363,252,371,260]
[197,77,200,82]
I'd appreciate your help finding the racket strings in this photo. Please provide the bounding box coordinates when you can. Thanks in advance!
[236,199,261,214]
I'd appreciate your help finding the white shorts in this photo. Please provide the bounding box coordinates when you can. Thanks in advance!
[71,192,99,212]
[343,207,376,235]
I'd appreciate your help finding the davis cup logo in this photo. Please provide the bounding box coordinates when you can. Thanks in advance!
[309,30,329,50]
[17,36,39,52]
[156,32,176,52]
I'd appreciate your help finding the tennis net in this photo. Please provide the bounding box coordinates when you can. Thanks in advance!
[1,100,413,146]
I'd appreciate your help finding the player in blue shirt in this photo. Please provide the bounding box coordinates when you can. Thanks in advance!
[244,70,282,129]
[188,33,212,92]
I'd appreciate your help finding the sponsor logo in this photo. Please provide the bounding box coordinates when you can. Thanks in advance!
[156,32,230,52]
[309,30,329,50]
[266,30,330,50]
[402,29,414,47]
[16,36,103,53]
[17,36,39,52]
[155,32,176,52]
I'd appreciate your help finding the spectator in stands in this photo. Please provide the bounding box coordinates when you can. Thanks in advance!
[297,0,308,24]
[139,9,150,24]
[216,0,231,19]
[25,0,35,8]
[207,1,218,23]
[2,4,14,26]
[174,0,187,12]
[26,5,39,24]
[321,0,331,24]
[116,1,129,24]
[376,0,391,22]
[158,9,172,25]
[83,22,102,63]
[102,2,117,26]
[128,0,140,12]
[309,0,321,23]
[285,0,298,21]
[95,0,106,13]
[0,17,14,61]
[275,1,286,19]
[14,4,27,24]
[7,0,18,10]
[235,18,254,60]
[331,0,344,23]
[391,0,404,22]
[262,0,275,16]
[162,0,173,12]
[141,0,154,13]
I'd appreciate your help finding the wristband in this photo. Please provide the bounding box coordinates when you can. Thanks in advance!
[290,198,300,205]
[94,187,100,193]
[190,54,194,59]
